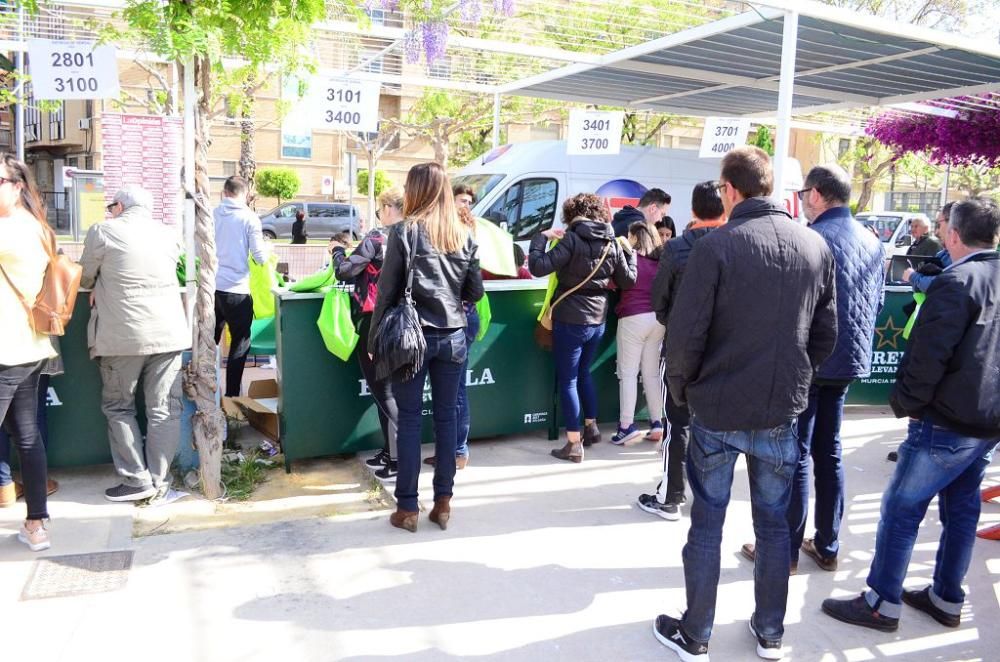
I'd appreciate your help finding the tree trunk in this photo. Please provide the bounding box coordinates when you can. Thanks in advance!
[183,55,225,500]
[239,78,257,208]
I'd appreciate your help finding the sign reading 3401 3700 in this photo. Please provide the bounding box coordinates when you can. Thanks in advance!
[27,39,120,100]
[310,76,380,133]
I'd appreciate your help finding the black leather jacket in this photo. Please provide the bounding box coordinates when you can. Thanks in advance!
[369,220,484,347]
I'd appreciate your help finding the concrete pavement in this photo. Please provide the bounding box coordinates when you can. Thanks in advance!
[2,407,999,661]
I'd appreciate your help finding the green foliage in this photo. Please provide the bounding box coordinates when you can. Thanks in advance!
[751,125,775,156]
[221,449,276,501]
[357,169,391,197]
[849,201,859,216]
[256,168,301,203]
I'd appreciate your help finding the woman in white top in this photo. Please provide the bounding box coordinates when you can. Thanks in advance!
[0,154,58,551]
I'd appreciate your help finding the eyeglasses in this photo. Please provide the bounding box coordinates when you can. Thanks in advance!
[715,182,727,193]
[106,202,119,212]
[0,176,14,187]
[796,188,814,201]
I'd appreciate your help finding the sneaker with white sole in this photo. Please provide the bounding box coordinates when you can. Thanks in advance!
[18,521,50,552]
[366,449,389,468]
[749,618,783,660]
[637,493,682,521]
[104,484,157,502]
[375,460,398,481]
[645,420,664,442]
[611,424,642,445]
[653,614,709,662]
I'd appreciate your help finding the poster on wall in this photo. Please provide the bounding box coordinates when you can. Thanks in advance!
[282,76,313,159]
[101,113,183,226]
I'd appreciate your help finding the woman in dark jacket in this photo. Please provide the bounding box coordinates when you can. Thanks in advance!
[370,163,484,532]
[529,193,637,463]
[291,209,308,244]
[332,188,403,480]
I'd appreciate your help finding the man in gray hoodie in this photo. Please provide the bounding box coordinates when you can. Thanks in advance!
[213,176,268,397]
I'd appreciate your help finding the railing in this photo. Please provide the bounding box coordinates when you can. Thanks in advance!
[41,191,71,233]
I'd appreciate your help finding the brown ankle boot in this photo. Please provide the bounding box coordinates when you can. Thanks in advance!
[0,483,15,507]
[551,441,583,463]
[390,509,418,532]
[429,496,451,530]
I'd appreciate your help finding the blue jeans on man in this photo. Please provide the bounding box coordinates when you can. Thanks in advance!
[787,381,849,562]
[552,321,605,432]
[392,328,466,513]
[864,419,999,619]
[455,303,480,458]
[681,416,798,644]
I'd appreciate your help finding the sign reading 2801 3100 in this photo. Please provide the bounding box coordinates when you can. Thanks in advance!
[309,76,380,133]
[27,39,120,100]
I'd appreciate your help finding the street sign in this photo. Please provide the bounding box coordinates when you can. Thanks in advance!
[566,109,624,156]
[308,76,380,133]
[699,117,752,158]
[321,175,334,195]
[27,39,120,100]
[61,166,74,187]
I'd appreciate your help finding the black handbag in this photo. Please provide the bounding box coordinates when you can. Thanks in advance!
[374,223,427,382]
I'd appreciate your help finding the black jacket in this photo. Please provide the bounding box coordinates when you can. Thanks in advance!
[890,251,1000,437]
[612,205,645,238]
[332,228,386,318]
[529,218,637,326]
[651,223,721,326]
[665,198,838,431]
[908,234,942,257]
[291,219,308,244]
[369,220,484,347]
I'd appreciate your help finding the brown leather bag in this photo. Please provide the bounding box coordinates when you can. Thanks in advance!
[0,224,82,336]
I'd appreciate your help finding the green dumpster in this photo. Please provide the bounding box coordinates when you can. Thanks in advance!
[846,286,912,405]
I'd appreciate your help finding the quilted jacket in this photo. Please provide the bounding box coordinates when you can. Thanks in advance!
[809,207,885,381]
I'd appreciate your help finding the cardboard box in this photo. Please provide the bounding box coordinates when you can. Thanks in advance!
[228,379,280,443]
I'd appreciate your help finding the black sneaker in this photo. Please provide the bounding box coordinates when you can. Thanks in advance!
[375,461,398,481]
[583,422,601,447]
[366,449,389,468]
[902,586,961,628]
[748,618,783,660]
[637,493,681,521]
[104,483,157,502]
[653,614,708,662]
[821,593,899,632]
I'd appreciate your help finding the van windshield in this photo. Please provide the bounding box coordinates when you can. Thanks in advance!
[452,174,505,206]
[857,215,903,243]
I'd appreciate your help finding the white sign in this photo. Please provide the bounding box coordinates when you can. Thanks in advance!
[308,76,380,133]
[566,109,624,156]
[61,166,74,187]
[699,117,752,158]
[27,39,120,100]
[321,175,334,195]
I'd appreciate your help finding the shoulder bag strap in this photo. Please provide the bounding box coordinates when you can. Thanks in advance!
[403,221,418,298]
[0,261,31,314]
[549,239,615,312]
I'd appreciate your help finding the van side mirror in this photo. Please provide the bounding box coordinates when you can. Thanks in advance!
[896,235,912,248]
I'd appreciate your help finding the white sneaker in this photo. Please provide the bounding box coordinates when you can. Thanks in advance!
[18,520,50,552]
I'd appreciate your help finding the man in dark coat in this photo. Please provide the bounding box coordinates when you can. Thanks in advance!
[906,214,941,257]
[822,197,1000,633]
[611,188,670,237]
[653,147,837,662]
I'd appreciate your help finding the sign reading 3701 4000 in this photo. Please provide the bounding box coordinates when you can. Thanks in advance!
[27,39,120,100]
[308,76,380,133]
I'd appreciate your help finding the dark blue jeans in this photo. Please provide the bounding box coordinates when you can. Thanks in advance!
[865,419,999,619]
[682,416,798,644]
[787,382,849,561]
[0,362,48,520]
[456,304,480,458]
[0,373,50,486]
[392,328,467,512]
[552,321,605,433]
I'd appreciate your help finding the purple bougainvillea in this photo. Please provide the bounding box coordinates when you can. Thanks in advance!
[867,98,1000,167]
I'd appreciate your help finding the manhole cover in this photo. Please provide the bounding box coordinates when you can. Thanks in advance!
[21,550,134,601]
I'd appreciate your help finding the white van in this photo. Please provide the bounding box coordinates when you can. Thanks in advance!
[855,211,932,258]
[453,140,804,241]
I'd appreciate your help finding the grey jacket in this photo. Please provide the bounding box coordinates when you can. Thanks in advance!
[80,205,191,358]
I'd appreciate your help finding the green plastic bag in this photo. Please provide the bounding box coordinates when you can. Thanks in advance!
[290,261,335,293]
[317,288,359,361]
[475,294,491,342]
[249,253,281,319]
[902,292,926,340]
[176,254,200,286]
[475,217,517,277]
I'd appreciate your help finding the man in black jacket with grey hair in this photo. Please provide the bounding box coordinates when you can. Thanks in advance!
[823,196,1000,634]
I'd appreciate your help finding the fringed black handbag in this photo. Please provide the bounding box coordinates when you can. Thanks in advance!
[374,223,426,382]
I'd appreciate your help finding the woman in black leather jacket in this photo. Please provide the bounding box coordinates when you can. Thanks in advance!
[370,162,484,532]
[529,193,637,463]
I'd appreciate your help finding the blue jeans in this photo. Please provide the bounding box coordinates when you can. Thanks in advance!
[787,382,849,561]
[0,362,48,520]
[0,374,50,486]
[552,321,605,433]
[681,416,798,643]
[392,328,467,512]
[865,419,999,619]
[456,304,480,458]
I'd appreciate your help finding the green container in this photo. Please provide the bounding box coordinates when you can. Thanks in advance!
[846,287,912,405]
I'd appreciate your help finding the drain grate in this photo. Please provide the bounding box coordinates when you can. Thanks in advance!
[21,550,134,601]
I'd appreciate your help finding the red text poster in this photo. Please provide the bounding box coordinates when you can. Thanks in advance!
[102,113,183,226]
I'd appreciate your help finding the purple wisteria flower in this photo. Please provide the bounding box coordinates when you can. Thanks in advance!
[867,98,1000,167]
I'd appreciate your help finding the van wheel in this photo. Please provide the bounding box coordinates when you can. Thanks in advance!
[263,230,276,240]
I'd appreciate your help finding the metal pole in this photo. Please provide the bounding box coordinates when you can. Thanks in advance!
[183,58,197,345]
[15,4,25,162]
[772,11,798,210]
[492,93,501,150]
[940,163,951,208]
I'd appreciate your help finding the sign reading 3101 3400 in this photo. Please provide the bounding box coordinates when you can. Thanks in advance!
[310,76,380,133]
[27,39,120,100]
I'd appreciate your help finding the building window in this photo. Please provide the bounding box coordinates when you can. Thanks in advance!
[367,8,386,26]
[48,101,65,141]
[24,82,40,143]
[838,138,852,159]
[428,56,452,80]
[223,161,237,177]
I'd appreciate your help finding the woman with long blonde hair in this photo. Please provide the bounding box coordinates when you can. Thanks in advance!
[370,162,484,532]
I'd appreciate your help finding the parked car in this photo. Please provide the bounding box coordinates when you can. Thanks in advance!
[855,211,932,258]
[259,201,363,240]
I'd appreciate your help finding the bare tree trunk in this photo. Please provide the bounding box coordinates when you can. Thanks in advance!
[239,78,257,208]
[183,55,225,500]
